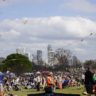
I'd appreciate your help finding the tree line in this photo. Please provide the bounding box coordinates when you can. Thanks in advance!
[0,53,96,75]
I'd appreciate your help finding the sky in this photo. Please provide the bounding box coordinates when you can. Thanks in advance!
[0,0,96,61]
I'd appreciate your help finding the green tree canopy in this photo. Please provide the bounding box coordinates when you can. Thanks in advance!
[3,53,32,75]
[84,60,96,69]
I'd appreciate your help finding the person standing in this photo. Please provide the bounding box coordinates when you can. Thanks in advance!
[92,69,96,95]
[84,67,94,96]
[35,74,41,91]
[45,72,55,94]
[0,72,4,96]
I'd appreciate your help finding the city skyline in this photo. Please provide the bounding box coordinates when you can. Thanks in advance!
[15,45,77,66]
[0,0,96,61]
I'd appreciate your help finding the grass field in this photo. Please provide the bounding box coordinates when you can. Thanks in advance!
[7,86,84,96]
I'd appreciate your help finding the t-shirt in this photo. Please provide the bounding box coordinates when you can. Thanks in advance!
[0,72,4,83]
[85,70,93,84]
[93,74,96,81]
[82,74,85,79]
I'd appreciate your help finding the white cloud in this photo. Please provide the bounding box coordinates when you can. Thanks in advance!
[74,48,86,54]
[0,16,96,61]
[18,16,96,38]
[0,29,21,40]
[61,0,96,13]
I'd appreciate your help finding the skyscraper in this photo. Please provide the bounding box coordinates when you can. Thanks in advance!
[16,48,25,55]
[47,45,55,66]
[32,54,37,64]
[16,48,32,61]
[25,52,32,62]
[37,50,42,64]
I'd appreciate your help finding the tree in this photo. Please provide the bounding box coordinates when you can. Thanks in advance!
[84,60,96,68]
[3,53,32,75]
[55,48,71,67]
[72,56,81,68]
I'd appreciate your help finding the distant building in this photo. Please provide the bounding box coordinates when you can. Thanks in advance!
[25,52,32,62]
[16,48,32,61]
[32,54,37,64]
[0,57,5,65]
[16,48,25,55]
[47,45,55,66]
[37,50,42,64]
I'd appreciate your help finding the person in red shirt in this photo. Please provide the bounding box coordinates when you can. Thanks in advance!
[45,72,55,93]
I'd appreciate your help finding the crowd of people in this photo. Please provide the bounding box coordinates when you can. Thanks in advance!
[0,70,82,96]
[0,67,96,96]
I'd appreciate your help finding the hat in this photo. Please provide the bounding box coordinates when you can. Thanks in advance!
[47,72,53,76]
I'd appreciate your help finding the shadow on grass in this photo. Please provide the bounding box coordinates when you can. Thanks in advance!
[28,93,80,96]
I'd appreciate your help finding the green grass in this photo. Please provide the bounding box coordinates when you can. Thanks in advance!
[7,89,44,96]
[56,86,84,95]
[7,86,84,96]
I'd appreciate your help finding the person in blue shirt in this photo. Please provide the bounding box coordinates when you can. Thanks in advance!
[0,72,4,83]
[0,71,4,96]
